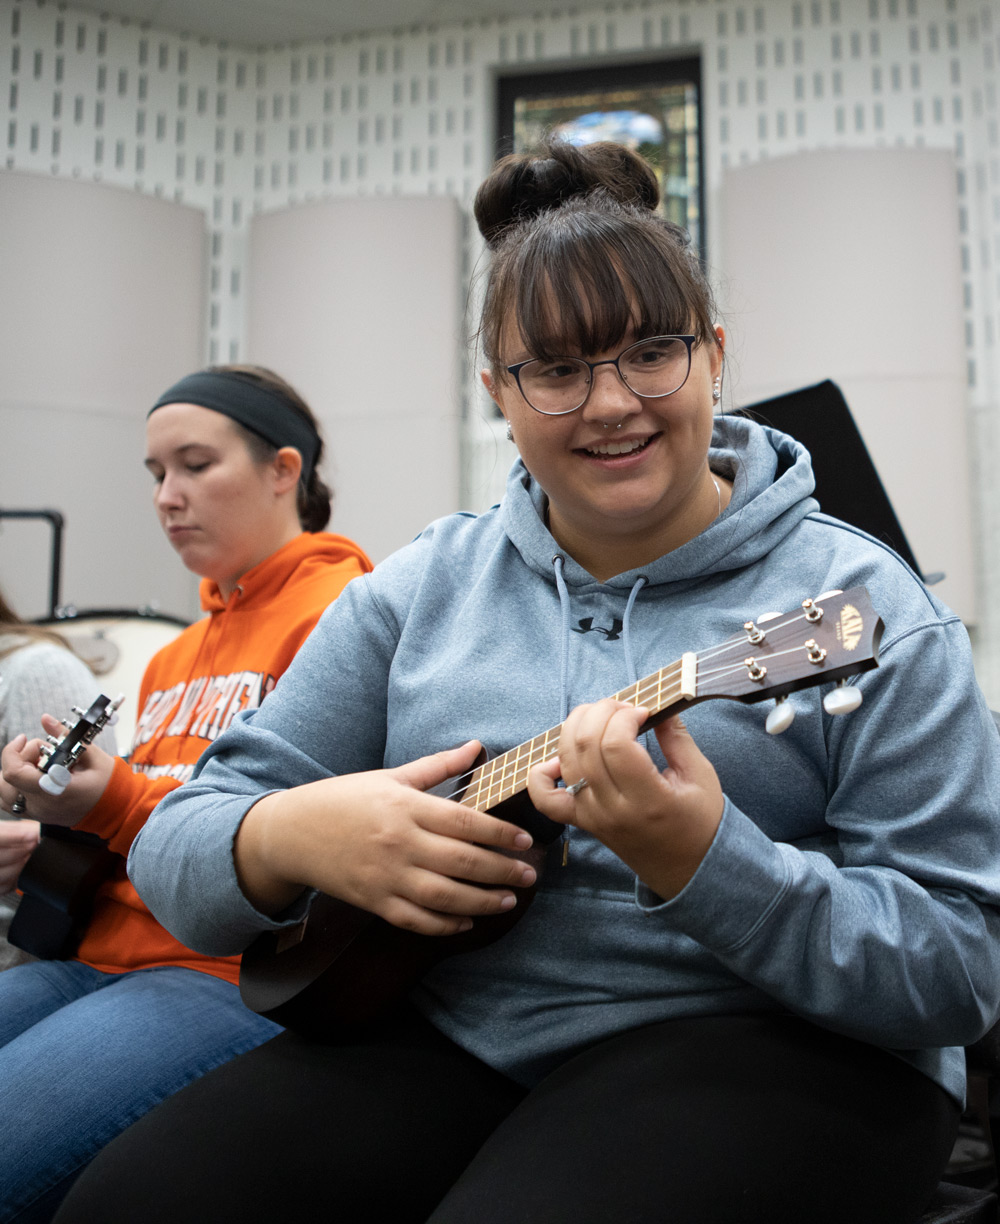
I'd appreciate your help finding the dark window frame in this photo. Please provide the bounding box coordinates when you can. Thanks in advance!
[494,56,705,258]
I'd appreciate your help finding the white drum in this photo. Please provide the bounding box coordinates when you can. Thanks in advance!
[35,608,191,739]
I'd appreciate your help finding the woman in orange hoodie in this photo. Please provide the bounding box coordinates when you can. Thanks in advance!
[0,365,372,1223]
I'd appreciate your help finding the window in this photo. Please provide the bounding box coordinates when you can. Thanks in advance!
[496,57,703,252]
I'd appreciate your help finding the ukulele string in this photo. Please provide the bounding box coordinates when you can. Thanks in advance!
[686,608,814,665]
[695,642,821,681]
[449,670,692,809]
[436,660,687,806]
[440,609,825,808]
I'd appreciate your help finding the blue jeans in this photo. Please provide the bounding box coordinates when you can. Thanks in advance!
[0,960,281,1223]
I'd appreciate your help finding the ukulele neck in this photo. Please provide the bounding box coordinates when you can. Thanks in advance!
[459,656,695,813]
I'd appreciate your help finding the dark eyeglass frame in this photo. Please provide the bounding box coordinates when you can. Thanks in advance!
[505,334,697,417]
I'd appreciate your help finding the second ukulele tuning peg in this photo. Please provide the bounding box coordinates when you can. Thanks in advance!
[38,763,72,796]
[104,693,125,728]
[823,680,863,716]
[765,696,795,735]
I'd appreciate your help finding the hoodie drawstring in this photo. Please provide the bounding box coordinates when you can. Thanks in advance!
[552,554,573,724]
[551,558,649,863]
[621,575,648,689]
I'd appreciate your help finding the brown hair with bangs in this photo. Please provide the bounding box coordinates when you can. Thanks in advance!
[474,139,717,376]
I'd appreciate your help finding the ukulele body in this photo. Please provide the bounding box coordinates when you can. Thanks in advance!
[8,828,115,959]
[239,784,561,1036]
[8,693,123,959]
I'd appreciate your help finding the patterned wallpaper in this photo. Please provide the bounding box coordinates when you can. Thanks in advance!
[2,0,1000,686]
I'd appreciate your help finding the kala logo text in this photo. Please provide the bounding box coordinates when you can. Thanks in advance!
[836,604,864,651]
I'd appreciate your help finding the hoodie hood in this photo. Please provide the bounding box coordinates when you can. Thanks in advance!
[199,531,373,614]
[501,414,819,590]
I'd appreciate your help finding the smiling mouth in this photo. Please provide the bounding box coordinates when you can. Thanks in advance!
[583,435,653,457]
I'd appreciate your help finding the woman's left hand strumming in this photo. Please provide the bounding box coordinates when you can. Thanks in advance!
[0,715,116,826]
[528,699,724,900]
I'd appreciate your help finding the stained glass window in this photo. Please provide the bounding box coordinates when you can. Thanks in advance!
[497,58,703,252]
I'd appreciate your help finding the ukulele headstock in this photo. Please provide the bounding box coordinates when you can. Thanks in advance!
[37,692,124,796]
[693,587,882,707]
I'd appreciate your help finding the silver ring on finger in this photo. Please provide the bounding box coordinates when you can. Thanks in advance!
[10,792,27,814]
[565,778,589,797]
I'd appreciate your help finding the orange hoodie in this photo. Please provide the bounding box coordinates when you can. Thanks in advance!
[75,530,372,983]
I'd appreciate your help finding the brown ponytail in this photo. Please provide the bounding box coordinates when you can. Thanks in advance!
[209,364,334,533]
[474,140,660,249]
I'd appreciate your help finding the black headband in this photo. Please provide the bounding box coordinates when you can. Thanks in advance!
[148,370,320,482]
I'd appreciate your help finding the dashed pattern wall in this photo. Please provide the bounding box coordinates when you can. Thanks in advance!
[3,0,1000,683]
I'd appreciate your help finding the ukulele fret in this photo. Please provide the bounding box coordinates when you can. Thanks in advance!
[460,665,692,811]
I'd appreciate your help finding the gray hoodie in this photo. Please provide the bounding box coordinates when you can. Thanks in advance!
[129,415,1000,1104]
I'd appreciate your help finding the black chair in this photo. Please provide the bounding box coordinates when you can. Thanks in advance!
[919,1180,997,1223]
[913,710,1000,1220]
[738,380,927,580]
[738,387,999,1221]
[919,1038,1000,1222]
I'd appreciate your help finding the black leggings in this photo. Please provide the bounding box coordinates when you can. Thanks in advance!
[54,1009,958,1224]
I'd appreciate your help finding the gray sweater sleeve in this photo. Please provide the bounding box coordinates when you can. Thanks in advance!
[0,637,119,969]
[0,637,118,757]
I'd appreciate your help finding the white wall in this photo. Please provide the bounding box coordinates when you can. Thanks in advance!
[1,0,998,691]
[0,170,205,621]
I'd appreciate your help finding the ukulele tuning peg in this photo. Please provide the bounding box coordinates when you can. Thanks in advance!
[38,763,72,796]
[823,681,863,716]
[765,696,796,735]
[45,734,60,746]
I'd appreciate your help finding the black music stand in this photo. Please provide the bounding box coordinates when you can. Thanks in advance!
[737,379,934,583]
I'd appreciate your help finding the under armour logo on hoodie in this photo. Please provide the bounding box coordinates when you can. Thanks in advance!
[572,617,623,642]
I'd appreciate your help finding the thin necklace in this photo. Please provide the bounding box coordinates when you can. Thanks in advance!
[712,477,722,518]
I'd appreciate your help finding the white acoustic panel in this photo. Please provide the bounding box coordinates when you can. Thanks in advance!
[719,147,973,620]
[0,403,200,622]
[247,194,463,563]
[0,170,205,414]
[0,171,205,621]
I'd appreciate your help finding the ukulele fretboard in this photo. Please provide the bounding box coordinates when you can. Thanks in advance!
[457,654,697,811]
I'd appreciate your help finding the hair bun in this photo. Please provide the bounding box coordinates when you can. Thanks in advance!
[474,139,661,247]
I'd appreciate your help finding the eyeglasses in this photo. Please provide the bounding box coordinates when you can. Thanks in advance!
[505,334,697,417]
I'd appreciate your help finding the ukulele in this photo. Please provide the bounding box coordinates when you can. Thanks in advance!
[239,587,882,1035]
[8,693,124,959]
